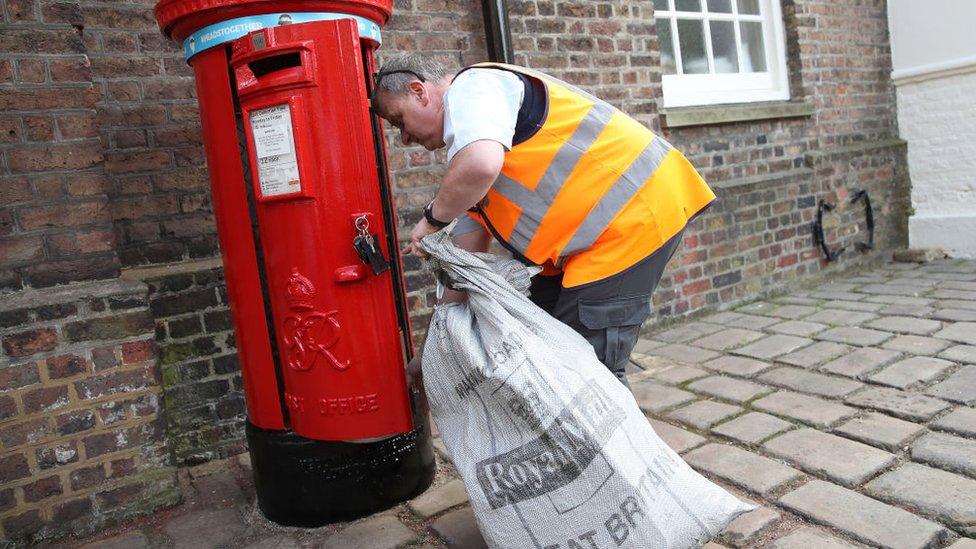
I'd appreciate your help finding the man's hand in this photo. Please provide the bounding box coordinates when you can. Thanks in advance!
[401,217,440,258]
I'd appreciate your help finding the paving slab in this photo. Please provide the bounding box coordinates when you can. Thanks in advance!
[865,316,941,335]
[931,289,976,300]
[863,294,933,305]
[163,508,246,548]
[668,400,742,429]
[767,304,818,319]
[717,506,780,547]
[764,428,896,487]
[408,479,468,518]
[759,367,863,398]
[732,335,813,360]
[767,320,829,337]
[930,406,976,438]
[817,327,894,347]
[938,345,976,364]
[846,386,951,421]
[323,514,421,549]
[820,299,884,312]
[243,537,302,549]
[683,443,803,496]
[868,356,954,389]
[649,418,707,454]
[632,338,666,355]
[934,322,976,345]
[651,322,726,343]
[865,462,976,536]
[692,328,766,351]
[652,343,721,364]
[938,299,976,311]
[687,375,773,403]
[737,301,778,315]
[878,304,936,317]
[711,412,793,445]
[911,432,976,477]
[776,341,852,368]
[859,283,927,297]
[752,391,857,428]
[881,334,953,356]
[778,480,947,549]
[701,355,774,377]
[820,347,902,378]
[834,412,926,452]
[631,380,697,413]
[774,296,823,306]
[930,309,976,322]
[429,507,488,549]
[925,366,976,405]
[805,309,879,326]
[644,363,709,385]
[947,539,976,548]
[766,527,861,548]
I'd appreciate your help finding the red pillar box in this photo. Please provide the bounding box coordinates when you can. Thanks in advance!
[153,0,434,526]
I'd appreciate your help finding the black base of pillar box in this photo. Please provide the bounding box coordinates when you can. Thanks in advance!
[245,391,437,526]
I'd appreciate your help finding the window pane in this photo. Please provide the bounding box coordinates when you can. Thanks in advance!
[675,0,701,12]
[737,0,760,15]
[653,0,669,11]
[677,19,708,74]
[657,19,677,75]
[710,20,738,73]
[707,0,732,13]
[739,21,767,72]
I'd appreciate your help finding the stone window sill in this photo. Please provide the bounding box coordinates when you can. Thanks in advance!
[660,101,815,128]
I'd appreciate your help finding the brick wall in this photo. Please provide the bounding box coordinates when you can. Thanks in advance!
[0,0,119,292]
[141,264,246,465]
[0,280,178,544]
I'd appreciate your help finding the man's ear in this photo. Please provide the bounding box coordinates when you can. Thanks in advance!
[408,80,428,105]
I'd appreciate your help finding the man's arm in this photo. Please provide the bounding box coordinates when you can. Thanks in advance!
[403,139,504,257]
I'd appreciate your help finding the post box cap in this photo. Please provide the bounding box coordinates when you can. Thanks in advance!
[154,0,393,41]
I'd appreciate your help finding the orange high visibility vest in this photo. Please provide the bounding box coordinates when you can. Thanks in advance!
[461,63,716,287]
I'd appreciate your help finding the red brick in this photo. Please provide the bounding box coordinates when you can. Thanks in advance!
[18,199,109,230]
[56,113,98,139]
[24,115,55,141]
[23,474,62,502]
[0,87,96,111]
[2,328,58,357]
[66,172,107,196]
[143,77,196,100]
[55,409,95,435]
[17,59,47,83]
[70,463,106,490]
[74,368,152,400]
[0,417,52,448]
[0,117,21,144]
[0,362,39,391]
[0,488,14,512]
[2,509,43,539]
[23,385,69,413]
[89,56,160,78]
[0,176,33,203]
[6,0,39,21]
[0,60,11,82]
[7,141,103,173]
[95,481,143,507]
[41,1,83,24]
[0,453,31,483]
[105,80,141,101]
[52,497,92,522]
[0,29,84,54]
[0,236,44,263]
[0,395,17,421]
[46,353,87,379]
[682,279,712,296]
[82,5,156,29]
[33,174,64,199]
[104,150,172,174]
[122,339,156,364]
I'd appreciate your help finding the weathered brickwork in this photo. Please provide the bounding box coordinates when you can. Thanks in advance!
[0,0,120,292]
[0,0,910,542]
[0,280,178,544]
[141,264,246,465]
[81,0,216,267]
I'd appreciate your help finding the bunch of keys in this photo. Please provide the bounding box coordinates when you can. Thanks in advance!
[353,215,390,275]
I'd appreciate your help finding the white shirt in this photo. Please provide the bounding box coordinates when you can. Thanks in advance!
[442,68,525,235]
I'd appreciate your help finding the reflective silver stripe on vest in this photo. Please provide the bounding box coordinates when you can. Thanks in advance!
[491,100,617,253]
[561,137,673,256]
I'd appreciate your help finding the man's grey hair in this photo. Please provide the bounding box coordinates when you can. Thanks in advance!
[375,52,454,96]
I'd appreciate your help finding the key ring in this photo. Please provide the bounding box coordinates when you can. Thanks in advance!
[354,215,369,237]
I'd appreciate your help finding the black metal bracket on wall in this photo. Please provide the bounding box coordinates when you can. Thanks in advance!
[813,189,875,262]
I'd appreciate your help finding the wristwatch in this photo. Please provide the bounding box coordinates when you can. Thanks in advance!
[423,200,452,228]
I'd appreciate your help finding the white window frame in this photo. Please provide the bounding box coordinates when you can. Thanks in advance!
[655,0,790,108]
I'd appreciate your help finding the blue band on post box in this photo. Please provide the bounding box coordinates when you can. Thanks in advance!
[183,12,383,61]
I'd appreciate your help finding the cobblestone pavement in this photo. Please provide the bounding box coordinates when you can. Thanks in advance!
[49,259,976,548]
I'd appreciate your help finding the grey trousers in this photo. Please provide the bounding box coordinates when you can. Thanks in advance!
[528,230,684,388]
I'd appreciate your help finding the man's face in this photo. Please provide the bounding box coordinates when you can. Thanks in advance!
[376,83,445,151]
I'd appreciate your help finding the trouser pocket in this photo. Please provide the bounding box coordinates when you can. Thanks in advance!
[577,294,651,383]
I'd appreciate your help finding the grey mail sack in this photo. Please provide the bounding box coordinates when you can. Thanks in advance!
[420,231,753,549]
